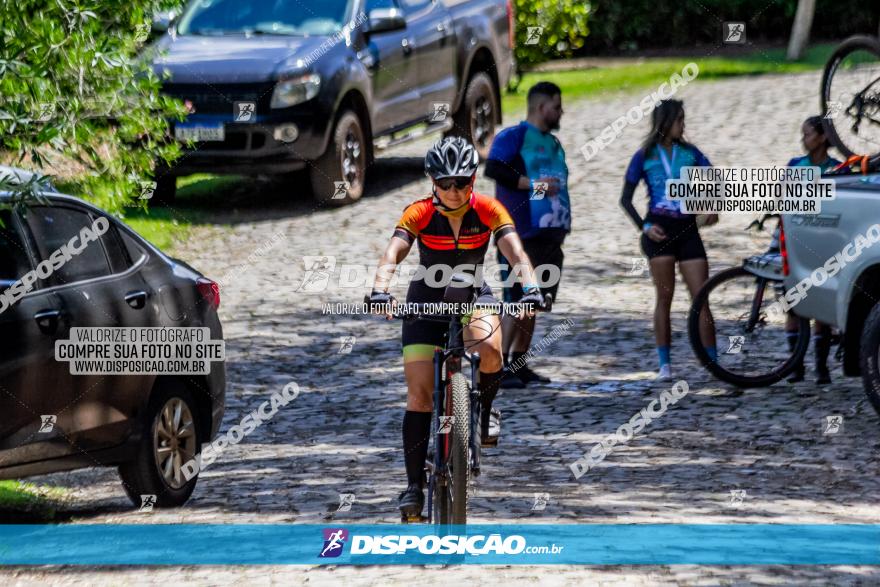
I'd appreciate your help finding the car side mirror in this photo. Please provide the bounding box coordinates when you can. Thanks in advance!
[365,8,406,35]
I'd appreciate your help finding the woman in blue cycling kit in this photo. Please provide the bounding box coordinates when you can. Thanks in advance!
[620,99,718,379]
[785,115,841,384]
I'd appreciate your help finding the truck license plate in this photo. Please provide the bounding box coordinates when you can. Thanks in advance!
[175,123,225,142]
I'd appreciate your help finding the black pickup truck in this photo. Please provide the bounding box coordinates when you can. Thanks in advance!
[150,0,516,205]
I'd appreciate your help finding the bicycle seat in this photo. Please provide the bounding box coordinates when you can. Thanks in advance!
[743,252,784,280]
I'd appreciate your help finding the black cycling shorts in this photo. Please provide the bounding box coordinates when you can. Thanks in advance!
[402,281,497,357]
[640,215,707,261]
[498,235,564,307]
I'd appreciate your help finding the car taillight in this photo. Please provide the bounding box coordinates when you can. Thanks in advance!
[779,218,789,277]
[197,278,220,310]
[506,0,515,49]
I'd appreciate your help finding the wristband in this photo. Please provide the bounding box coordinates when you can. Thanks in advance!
[528,179,535,193]
[642,221,653,234]
[522,283,539,293]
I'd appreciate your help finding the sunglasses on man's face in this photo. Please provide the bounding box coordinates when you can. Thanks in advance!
[435,177,472,191]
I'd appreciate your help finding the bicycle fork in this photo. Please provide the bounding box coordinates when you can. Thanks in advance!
[469,352,481,476]
[427,348,446,524]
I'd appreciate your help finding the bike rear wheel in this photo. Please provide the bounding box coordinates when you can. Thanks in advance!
[821,35,880,164]
[689,266,810,387]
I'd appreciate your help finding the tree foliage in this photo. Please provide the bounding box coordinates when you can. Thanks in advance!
[0,0,185,213]
[582,0,880,53]
[514,0,591,66]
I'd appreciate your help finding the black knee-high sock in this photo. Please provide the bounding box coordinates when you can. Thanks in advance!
[786,332,803,369]
[814,334,831,370]
[402,411,431,486]
[480,369,504,430]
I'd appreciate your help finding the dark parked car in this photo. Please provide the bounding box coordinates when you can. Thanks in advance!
[150,0,515,205]
[0,186,225,508]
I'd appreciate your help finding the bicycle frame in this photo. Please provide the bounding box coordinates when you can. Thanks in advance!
[745,276,768,332]
[741,219,787,331]
[742,253,788,333]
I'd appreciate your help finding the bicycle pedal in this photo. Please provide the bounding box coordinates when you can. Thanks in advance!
[401,514,428,524]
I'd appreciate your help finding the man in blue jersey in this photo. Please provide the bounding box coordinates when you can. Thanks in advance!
[485,82,570,387]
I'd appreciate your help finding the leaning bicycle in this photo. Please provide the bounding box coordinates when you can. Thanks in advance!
[688,215,810,387]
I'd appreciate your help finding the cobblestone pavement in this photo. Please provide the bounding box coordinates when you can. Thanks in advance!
[10,71,880,585]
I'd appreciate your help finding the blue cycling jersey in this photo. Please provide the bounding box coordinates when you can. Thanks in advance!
[625,143,711,218]
[487,121,570,240]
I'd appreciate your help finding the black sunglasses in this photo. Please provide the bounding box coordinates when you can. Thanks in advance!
[435,177,472,190]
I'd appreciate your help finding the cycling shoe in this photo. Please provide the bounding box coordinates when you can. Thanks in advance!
[398,483,425,517]
[481,408,501,447]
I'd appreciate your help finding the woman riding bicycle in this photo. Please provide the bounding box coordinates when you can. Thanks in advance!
[368,137,545,518]
[784,115,841,384]
[620,99,718,379]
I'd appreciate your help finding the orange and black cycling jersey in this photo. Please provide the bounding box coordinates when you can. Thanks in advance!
[393,191,516,272]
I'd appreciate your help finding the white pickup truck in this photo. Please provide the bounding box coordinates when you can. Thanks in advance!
[783,174,880,408]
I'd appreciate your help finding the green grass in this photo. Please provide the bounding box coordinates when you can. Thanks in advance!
[120,174,245,251]
[0,480,43,508]
[503,43,836,113]
[123,211,191,252]
[0,480,64,521]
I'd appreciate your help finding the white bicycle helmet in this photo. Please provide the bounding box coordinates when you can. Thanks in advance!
[424,137,480,180]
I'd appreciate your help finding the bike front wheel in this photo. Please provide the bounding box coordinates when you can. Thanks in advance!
[433,370,471,526]
[689,266,810,388]
[449,371,470,524]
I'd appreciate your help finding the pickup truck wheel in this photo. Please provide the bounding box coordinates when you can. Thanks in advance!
[859,302,880,416]
[310,111,366,206]
[118,384,202,508]
[449,72,497,160]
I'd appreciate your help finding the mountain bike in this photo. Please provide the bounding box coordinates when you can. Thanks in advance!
[821,35,880,167]
[367,274,548,525]
[688,215,811,387]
